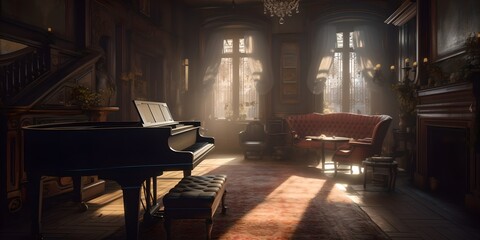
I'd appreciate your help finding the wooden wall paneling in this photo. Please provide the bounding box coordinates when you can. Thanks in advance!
[280,42,300,104]
[3,113,24,215]
[272,33,309,116]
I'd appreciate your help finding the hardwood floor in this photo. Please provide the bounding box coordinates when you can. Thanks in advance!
[341,173,480,240]
[1,152,479,239]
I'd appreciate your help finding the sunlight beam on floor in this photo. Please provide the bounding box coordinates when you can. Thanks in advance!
[220,175,328,239]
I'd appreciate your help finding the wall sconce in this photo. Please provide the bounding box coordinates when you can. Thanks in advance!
[183,58,189,91]
[372,63,383,84]
[402,58,414,83]
[120,66,142,82]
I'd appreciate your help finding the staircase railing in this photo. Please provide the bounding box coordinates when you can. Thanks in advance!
[0,46,50,104]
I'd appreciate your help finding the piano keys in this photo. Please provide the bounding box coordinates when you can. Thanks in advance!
[23,101,215,240]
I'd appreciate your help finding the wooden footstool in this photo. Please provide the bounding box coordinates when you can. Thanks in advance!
[162,175,227,240]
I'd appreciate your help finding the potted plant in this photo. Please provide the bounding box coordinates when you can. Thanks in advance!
[71,85,103,110]
[463,32,480,80]
[391,79,417,131]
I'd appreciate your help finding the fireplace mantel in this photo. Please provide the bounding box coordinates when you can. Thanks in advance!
[416,81,479,212]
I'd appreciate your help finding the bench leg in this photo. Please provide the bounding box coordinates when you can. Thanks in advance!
[206,218,213,240]
[389,167,398,191]
[221,190,228,214]
[164,217,172,240]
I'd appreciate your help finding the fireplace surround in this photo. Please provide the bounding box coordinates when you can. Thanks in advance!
[416,82,479,211]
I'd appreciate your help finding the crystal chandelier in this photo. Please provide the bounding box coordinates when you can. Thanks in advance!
[263,0,300,25]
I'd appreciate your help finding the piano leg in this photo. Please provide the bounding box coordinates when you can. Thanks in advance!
[143,177,160,224]
[112,172,161,240]
[121,186,142,240]
[72,176,82,202]
[28,174,43,239]
[72,176,88,212]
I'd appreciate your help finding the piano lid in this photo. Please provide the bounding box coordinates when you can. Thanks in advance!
[133,100,178,127]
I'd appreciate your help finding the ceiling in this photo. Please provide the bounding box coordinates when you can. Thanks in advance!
[181,0,261,8]
[180,0,393,9]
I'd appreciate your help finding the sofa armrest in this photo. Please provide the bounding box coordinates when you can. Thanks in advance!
[336,139,371,151]
[238,130,247,142]
[333,140,374,161]
[354,137,372,143]
[348,140,373,146]
[287,130,301,144]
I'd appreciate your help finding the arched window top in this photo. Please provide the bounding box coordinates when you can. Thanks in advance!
[201,15,270,32]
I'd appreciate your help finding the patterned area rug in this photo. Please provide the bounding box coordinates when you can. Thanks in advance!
[109,156,389,240]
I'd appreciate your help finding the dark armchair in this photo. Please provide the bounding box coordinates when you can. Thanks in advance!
[332,115,392,176]
[239,121,267,159]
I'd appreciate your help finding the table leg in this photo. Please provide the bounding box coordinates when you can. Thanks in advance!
[390,166,398,191]
[321,141,326,171]
[363,164,367,189]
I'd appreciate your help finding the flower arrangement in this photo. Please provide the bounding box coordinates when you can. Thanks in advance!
[223,101,256,120]
[391,79,417,117]
[463,32,480,80]
[391,59,418,128]
[71,85,102,109]
[239,101,256,120]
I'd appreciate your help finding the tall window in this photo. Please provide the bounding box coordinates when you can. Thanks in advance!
[324,31,370,114]
[213,32,259,120]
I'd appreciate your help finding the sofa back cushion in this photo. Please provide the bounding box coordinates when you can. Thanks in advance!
[285,113,390,140]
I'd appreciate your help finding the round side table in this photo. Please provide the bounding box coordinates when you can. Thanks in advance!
[362,157,398,191]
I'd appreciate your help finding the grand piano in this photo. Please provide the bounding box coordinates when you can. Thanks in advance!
[22,100,215,240]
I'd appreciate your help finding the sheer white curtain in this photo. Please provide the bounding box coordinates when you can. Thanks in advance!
[201,32,224,90]
[307,24,336,94]
[201,28,272,120]
[353,25,385,83]
[244,30,273,95]
[201,30,273,94]
[353,24,392,115]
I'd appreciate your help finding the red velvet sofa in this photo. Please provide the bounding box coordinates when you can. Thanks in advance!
[285,112,392,174]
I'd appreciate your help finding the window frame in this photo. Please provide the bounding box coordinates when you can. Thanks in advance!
[324,28,370,114]
[212,29,260,121]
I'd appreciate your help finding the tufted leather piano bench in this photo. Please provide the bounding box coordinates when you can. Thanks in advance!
[162,174,227,240]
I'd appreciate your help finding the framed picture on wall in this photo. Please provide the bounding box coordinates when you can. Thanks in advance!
[432,0,480,61]
[282,83,298,96]
[283,54,297,68]
[280,42,300,103]
[282,68,297,83]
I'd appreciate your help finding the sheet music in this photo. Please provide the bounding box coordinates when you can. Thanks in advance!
[133,100,177,127]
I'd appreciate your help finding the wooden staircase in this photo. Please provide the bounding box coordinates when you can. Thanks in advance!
[0,32,109,227]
